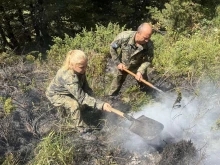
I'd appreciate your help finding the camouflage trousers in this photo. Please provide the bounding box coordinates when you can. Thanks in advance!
[47,94,87,128]
[108,67,148,96]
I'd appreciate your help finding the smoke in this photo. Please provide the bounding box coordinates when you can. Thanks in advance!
[108,82,220,164]
[134,83,220,164]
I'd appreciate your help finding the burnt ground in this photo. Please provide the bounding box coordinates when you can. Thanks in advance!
[0,60,198,165]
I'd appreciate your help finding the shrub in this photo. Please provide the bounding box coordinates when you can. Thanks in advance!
[149,0,204,36]
[0,97,16,117]
[0,52,21,67]
[151,31,220,85]
[47,22,126,69]
[25,54,36,63]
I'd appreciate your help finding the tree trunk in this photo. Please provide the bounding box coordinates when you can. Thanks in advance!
[0,25,16,50]
[17,8,32,42]
[29,3,41,43]
[0,6,20,52]
[36,0,50,48]
[0,25,7,52]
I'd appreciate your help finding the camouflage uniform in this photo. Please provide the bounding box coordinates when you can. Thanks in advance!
[108,31,154,96]
[46,67,104,128]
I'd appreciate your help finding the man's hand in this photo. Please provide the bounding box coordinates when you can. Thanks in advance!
[117,63,127,71]
[103,103,112,112]
[135,72,143,81]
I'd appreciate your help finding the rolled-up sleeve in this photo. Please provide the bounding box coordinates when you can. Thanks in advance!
[137,62,151,75]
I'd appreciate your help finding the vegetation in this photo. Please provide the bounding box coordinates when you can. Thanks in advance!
[151,31,220,85]
[0,0,220,164]
[0,97,15,117]
[29,131,75,165]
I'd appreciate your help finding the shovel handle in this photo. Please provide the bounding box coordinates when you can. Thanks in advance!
[108,107,125,118]
[123,68,164,94]
[107,107,135,121]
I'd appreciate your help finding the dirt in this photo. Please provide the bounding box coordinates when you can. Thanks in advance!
[0,60,198,165]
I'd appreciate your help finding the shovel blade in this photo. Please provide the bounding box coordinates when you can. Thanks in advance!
[129,115,164,140]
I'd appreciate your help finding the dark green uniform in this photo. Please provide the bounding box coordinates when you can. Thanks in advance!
[46,67,104,128]
[108,31,154,95]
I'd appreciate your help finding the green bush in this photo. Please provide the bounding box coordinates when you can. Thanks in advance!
[0,97,15,117]
[149,0,204,36]
[0,52,21,67]
[47,22,126,69]
[25,54,36,63]
[151,31,220,85]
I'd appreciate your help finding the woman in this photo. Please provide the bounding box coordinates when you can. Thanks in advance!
[46,50,112,133]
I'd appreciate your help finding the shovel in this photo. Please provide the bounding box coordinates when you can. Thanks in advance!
[108,107,164,140]
[123,68,164,94]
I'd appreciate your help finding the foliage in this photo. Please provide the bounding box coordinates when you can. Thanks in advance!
[1,153,19,165]
[86,52,108,95]
[211,113,220,130]
[148,0,204,37]
[213,5,220,24]
[121,85,153,112]
[214,117,220,130]
[17,78,36,93]
[29,131,75,165]
[0,0,158,53]
[25,54,35,63]
[199,0,220,18]
[0,97,15,117]
[47,22,125,65]
[151,30,220,86]
[0,0,218,54]
[0,52,21,67]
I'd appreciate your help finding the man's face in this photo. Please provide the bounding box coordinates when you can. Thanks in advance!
[73,59,87,74]
[137,31,152,45]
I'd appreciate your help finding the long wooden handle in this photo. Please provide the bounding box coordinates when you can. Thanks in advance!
[123,68,164,94]
[107,107,134,121]
[108,107,125,118]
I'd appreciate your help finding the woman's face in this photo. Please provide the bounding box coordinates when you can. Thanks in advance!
[72,59,87,74]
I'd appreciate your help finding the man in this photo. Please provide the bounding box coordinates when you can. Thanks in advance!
[108,23,154,96]
[46,50,112,139]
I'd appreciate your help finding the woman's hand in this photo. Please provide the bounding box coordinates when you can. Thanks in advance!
[103,103,112,112]
[117,63,127,71]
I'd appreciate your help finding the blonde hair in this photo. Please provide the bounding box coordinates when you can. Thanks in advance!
[63,50,88,70]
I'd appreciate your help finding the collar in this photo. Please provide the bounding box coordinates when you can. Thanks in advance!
[127,31,148,50]
[128,31,136,46]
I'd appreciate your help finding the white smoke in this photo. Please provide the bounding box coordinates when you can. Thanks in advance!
[133,83,220,164]
[107,82,220,164]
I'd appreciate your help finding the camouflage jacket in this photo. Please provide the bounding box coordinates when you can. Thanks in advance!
[46,67,104,110]
[110,31,154,74]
